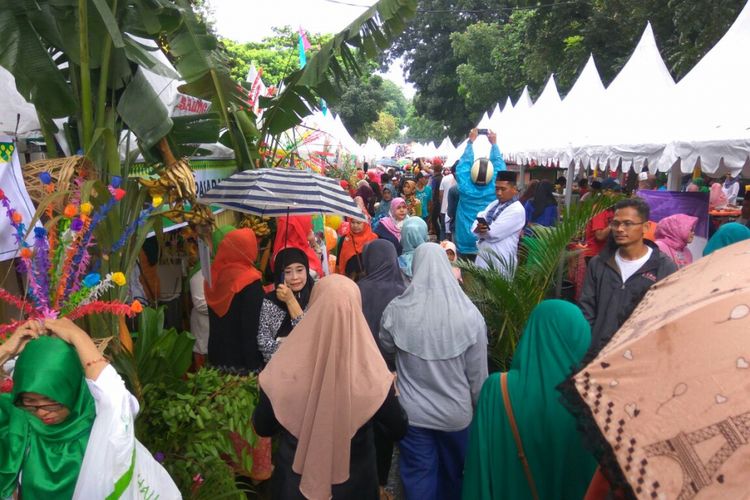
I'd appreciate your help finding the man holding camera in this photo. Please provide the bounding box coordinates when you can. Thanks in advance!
[471,170,525,276]
[454,128,508,260]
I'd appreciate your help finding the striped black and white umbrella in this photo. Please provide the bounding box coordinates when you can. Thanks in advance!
[197,167,366,220]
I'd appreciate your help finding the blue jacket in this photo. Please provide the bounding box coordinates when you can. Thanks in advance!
[454,142,507,254]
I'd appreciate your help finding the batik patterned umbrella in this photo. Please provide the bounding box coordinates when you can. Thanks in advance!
[565,239,750,500]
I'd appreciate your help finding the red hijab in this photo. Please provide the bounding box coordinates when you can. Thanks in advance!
[337,222,378,275]
[273,215,324,278]
[205,228,262,317]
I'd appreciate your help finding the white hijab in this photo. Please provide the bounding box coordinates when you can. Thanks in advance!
[381,242,486,360]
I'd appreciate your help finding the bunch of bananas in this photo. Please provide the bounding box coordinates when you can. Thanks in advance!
[240,215,272,238]
[138,157,197,207]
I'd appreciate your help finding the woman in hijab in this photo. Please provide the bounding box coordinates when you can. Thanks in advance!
[519,179,539,204]
[373,197,408,255]
[524,180,558,227]
[380,243,488,499]
[273,215,324,279]
[440,240,463,283]
[397,216,429,281]
[357,240,407,498]
[257,247,314,364]
[702,222,750,256]
[372,183,395,226]
[462,300,597,500]
[709,182,728,210]
[336,219,378,281]
[654,214,698,268]
[253,275,408,500]
[206,227,265,374]
[401,179,422,217]
[0,321,179,499]
[356,180,376,217]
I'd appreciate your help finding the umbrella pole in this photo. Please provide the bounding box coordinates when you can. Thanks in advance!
[284,207,290,249]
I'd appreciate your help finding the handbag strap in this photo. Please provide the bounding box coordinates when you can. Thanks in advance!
[501,372,540,500]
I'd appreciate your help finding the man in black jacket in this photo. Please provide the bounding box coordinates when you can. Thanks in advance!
[580,197,677,351]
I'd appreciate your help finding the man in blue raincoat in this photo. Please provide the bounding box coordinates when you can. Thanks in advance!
[454,128,507,259]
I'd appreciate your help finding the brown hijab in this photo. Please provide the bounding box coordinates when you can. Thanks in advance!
[258,274,394,499]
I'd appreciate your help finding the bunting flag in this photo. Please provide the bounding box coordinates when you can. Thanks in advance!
[298,28,311,68]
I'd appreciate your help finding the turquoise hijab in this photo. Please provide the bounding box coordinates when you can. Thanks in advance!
[463,300,597,500]
[703,222,750,256]
[397,217,428,278]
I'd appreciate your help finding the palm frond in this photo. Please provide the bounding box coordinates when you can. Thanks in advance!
[459,195,621,369]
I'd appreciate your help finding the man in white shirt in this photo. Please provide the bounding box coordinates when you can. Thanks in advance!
[438,164,456,240]
[471,171,526,276]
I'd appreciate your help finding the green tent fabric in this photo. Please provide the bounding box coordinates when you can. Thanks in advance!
[462,300,597,500]
[702,222,750,256]
[0,336,96,499]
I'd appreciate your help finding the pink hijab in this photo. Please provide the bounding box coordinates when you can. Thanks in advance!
[379,197,406,240]
[709,182,728,209]
[654,214,698,268]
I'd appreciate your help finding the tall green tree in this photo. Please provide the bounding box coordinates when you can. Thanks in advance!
[367,111,400,144]
[402,103,445,142]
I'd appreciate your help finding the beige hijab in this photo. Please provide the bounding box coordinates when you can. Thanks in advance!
[258,274,394,499]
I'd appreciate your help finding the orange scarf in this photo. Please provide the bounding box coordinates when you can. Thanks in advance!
[205,228,262,317]
[337,223,378,275]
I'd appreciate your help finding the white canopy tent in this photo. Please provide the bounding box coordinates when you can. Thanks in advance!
[573,23,676,173]
[528,55,607,168]
[360,138,384,162]
[661,0,750,175]
[436,137,456,158]
[505,75,562,164]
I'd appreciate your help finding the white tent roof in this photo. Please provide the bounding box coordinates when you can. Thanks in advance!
[574,23,676,171]
[488,103,502,124]
[477,111,492,129]
[436,137,455,157]
[505,75,562,163]
[360,137,384,161]
[662,1,750,173]
[531,54,606,166]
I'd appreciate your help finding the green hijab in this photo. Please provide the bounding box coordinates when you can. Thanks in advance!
[462,300,597,500]
[0,336,96,499]
[702,222,750,256]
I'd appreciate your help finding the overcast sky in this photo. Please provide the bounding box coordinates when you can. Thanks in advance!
[208,0,415,98]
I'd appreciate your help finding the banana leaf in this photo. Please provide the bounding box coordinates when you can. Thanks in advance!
[117,69,173,150]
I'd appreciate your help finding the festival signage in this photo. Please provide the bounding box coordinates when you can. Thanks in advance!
[171,93,212,117]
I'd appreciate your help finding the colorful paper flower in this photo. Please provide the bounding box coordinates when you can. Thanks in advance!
[19,248,32,259]
[111,272,126,286]
[80,202,93,216]
[83,273,101,288]
[63,204,78,218]
[130,300,143,313]
[153,451,165,463]
[70,218,84,232]
[151,195,164,208]
[11,212,22,224]
[113,188,126,201]
[110,176,122,188]
[39,172,52,185]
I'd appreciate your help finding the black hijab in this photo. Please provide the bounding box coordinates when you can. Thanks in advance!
[357,240,406,348]
[267,247,314,338]
[532,180,557,218]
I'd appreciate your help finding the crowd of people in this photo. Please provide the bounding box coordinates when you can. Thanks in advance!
[2,126,749,500]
